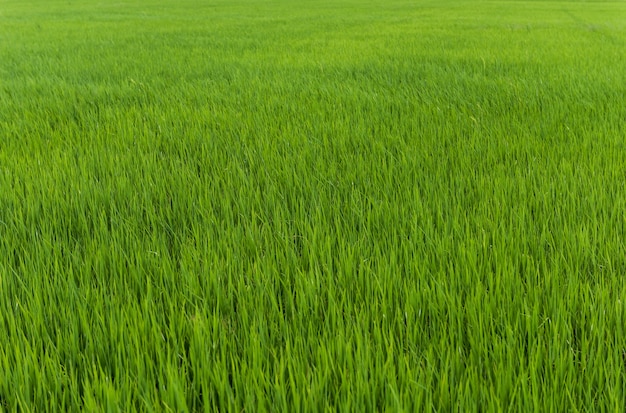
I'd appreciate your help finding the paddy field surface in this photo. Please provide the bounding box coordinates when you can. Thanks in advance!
[1,0,625,410]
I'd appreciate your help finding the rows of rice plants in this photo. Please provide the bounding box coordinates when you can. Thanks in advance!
[1,0,625,410]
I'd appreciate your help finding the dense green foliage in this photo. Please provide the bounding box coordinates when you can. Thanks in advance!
[1,0,625,410]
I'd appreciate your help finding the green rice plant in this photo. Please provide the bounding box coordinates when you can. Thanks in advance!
[0,0,625,411]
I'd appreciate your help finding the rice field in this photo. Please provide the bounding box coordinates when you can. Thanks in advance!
[1,0,625,410]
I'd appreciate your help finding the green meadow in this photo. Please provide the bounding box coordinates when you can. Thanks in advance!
[1,0,625,410]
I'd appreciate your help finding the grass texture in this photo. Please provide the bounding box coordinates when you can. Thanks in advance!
[1,0,626,410]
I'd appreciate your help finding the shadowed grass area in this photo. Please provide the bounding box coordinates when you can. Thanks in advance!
[1,0,625,410]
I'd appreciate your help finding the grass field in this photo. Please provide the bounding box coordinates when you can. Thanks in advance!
[1,0,626,410]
